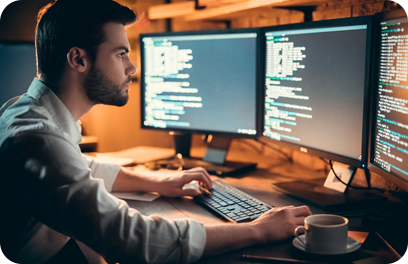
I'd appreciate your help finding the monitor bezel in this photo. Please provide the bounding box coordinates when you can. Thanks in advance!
[258,16,374,168]
[139,27,263,139]
[367,8,408,191]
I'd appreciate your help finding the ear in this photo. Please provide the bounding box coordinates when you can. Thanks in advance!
[67,47,88,73]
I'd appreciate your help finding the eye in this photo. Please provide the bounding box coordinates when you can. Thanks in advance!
[118,52,126,58]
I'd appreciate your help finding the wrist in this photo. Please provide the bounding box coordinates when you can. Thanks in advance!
[246,222,265,244]
[112,167,157,193]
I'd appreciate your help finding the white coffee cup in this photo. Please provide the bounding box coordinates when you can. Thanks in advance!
[294,214,348,254]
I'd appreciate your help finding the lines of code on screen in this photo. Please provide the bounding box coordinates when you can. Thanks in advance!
[141,33,257,135]
[263,25,368,160]
[373,17,408,179]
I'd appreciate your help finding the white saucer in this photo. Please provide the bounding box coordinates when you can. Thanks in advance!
[292,235,361,256]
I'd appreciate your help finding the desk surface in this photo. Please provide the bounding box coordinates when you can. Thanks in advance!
[126,172,401,264]
[92,144,405,264]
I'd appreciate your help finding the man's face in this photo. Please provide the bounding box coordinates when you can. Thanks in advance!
[83,22,137,106]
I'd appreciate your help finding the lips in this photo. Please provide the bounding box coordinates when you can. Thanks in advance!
[125,76,132,86]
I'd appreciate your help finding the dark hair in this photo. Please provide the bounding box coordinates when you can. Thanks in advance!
[35,0,136,85]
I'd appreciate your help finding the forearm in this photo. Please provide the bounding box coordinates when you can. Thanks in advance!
[203,223,262,257]
[111,167,212,197]
[111,167,158,193]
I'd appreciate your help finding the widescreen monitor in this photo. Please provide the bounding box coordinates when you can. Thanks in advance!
[259,16,373,169]
[0,42,37,106]
[258,16,388,211]
[139,28,262,174]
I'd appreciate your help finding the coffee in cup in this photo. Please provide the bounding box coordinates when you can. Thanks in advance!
[294,214,348,254]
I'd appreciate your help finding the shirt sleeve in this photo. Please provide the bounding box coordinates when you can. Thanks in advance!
[0,131,206,264]
[82,154,120,192]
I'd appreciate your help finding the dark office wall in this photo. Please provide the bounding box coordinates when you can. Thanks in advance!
[0,0,52,41]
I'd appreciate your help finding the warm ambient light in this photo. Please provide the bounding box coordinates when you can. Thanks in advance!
[184,0,293,21]
[148,0,301,21]
[148,1,196,20]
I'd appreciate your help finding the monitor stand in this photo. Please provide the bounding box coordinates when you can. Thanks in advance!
[273,165,388,212]
[169,132,257,176]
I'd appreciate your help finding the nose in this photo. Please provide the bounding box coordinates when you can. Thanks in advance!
[127,57,137,76]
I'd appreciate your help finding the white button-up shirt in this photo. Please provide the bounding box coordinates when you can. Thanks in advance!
[0,78,206,264]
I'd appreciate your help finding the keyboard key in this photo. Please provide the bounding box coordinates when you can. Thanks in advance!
[194,179,273,223]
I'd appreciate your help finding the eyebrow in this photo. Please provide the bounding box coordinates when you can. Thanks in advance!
[113,46,130,53]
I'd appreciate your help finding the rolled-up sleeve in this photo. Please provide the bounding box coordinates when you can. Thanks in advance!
[82,154,120,192]
[1,131,206,264]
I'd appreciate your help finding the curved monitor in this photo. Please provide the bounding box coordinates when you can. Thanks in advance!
[368,9,408,191]
[140,28,262,139]
[259,16,373,169]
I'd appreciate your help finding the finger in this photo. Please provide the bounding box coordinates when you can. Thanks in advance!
[291,205,312,217]
[199,181,212,191]
[182,169,212,189]
[277,205,308,214]
[187,166,210,176]
[179,188,201,197]
[187,167,211,180]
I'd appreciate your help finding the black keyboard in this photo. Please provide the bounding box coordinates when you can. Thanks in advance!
[194,179,273,223]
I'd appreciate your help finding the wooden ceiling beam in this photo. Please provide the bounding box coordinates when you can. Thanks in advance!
[184,0,295,21]
[147,0,327,21]
[148,1,196,20]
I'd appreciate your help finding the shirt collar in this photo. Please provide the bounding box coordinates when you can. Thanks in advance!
[27,78,82,144]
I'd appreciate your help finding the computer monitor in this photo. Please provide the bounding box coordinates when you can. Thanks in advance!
[139,28,262,175]
[260,16,372,169]
[368,9,408,192]
[0,41,37,106]
[259,16,387,211]
[365,10,408,255]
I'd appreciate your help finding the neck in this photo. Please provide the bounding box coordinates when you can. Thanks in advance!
[40,73,94,122]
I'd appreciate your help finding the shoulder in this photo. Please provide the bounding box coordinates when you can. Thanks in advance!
[0,95,82,174]
[0,94,70,147]
[1,93,53,127]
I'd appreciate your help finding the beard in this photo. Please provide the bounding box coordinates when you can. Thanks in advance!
[83,65,130,107]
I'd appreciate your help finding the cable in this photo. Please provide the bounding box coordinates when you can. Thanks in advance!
[329,160,383,192]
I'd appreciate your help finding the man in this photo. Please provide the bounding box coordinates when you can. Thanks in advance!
[0,0,312,263]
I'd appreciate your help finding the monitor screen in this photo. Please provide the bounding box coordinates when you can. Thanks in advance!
[0,42,37,106]
[140,28,261,138]
[260,17,373,168]
[368,9,408,191]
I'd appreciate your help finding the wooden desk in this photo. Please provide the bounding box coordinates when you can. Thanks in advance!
[80,136,99,153]
[125,172,400,264]
[84,144,404,264]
